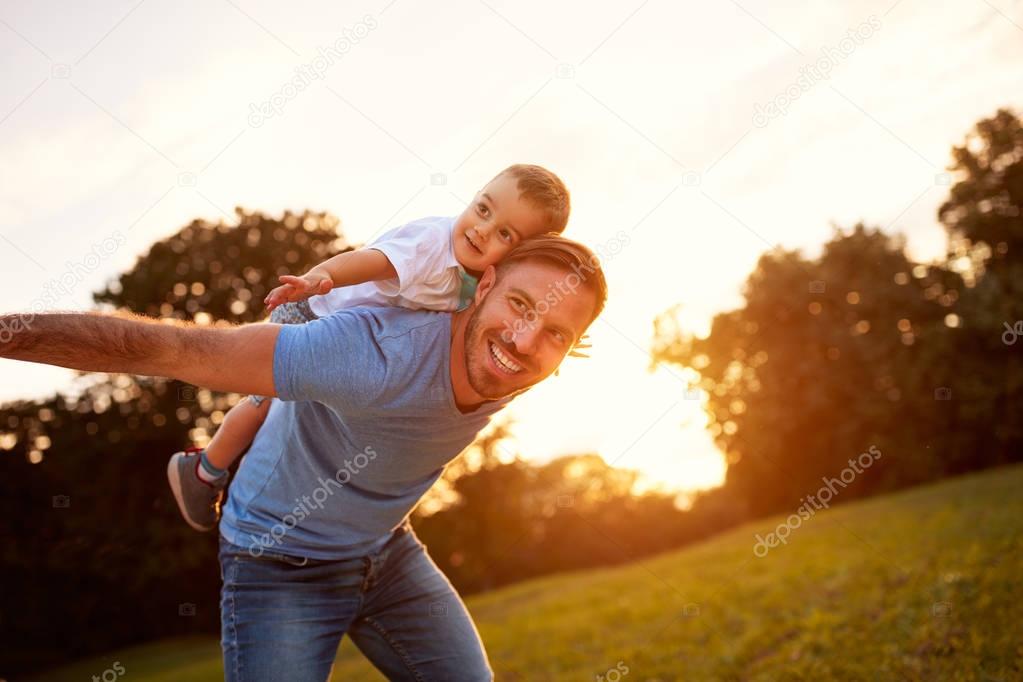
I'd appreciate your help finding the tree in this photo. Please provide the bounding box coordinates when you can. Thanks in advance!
[413,449,692,594]
[939,108,1023,464]
[652,225,964,517]
[939,108,1023,260]
[652,107,1023,522]
[0,208,344,673]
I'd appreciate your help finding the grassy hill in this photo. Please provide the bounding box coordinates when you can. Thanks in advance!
[28,465,1023,681]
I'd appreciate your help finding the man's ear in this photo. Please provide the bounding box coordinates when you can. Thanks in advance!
[473,265,498,304]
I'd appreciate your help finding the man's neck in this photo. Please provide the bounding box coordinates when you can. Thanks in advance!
[448,309,487,413]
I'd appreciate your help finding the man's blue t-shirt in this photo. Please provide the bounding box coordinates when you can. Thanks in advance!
[219,306,511,560]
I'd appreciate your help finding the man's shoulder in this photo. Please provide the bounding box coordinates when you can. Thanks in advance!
[319,305,451,343]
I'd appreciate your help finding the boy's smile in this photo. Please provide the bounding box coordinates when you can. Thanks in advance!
[452,173,552,274]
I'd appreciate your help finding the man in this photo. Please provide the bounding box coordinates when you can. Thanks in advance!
[1,234,607,681]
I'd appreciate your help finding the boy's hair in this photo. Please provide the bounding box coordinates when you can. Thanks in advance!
[494,233,607,328]
[493,164,570,234]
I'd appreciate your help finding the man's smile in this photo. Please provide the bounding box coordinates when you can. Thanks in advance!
[487,338,524,375]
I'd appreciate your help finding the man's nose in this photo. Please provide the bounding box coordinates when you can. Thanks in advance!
[513,323,541,356]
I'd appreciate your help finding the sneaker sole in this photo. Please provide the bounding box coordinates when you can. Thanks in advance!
[167,453,215,532]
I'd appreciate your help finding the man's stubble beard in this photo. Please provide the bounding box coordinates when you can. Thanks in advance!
[462,302,537,401]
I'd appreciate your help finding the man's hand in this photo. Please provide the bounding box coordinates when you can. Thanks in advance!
[0,311,280,396]
[264,273,333,312]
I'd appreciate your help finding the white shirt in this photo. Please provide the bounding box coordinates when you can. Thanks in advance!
[308,216,472,317]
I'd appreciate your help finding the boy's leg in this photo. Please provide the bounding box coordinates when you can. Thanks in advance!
[167,397,271,531]
[219,537,362,682]
[168,301,314,532]
[346,525,494,681]
[205,299,314,470]
[205,396,272,470]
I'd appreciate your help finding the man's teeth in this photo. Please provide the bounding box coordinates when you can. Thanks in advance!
[490,341,523,374]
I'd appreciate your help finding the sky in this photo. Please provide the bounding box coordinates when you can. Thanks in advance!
[1,0,1021,493]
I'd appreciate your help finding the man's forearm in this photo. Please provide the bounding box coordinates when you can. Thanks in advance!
[0,311,178,375]
[0,310,279,396]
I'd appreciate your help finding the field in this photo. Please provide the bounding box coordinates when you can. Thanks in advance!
[32,465,1023,681]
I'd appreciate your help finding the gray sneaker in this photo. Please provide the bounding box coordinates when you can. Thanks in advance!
[167,448,227,532]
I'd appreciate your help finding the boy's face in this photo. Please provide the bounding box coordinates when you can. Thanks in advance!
[451,173,553,274]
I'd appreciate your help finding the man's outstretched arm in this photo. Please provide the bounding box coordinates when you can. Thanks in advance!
[0,311,280,396]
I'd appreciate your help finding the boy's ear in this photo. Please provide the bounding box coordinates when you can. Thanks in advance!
[474,266,497,304]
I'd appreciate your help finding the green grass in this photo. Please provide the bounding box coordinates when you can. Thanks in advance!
[32,465,1023,681]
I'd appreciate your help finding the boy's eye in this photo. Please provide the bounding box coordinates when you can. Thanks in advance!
[499,228,512,242]
[550,329,566,345]
[476,203,490,218]
[510,297,528,312]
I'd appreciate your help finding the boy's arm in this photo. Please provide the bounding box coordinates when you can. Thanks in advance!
[265,249,398,309]
[0,311,279,396]
[309,248,398,288]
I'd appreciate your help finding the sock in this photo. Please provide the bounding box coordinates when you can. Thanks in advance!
[197,449,227,483]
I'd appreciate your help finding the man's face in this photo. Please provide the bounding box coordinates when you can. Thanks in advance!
[451,174,552,274]
[461,260,597,399]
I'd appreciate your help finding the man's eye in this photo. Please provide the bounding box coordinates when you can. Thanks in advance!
[550,329,565,345]
[510,297,527,311]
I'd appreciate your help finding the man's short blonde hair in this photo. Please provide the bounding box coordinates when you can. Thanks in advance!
[493,164,570,234]
[494,233,607,328]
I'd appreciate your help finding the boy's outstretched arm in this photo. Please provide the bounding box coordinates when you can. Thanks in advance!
[0,311,279,396]
[264,249,397,309]
[310,248,398,288]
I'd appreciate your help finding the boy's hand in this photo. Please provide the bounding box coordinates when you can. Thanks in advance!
[264,273,333,311]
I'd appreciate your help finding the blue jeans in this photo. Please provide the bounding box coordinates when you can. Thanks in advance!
[218,524,493,681]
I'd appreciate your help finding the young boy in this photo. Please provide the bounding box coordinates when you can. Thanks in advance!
[167,164,570,531]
